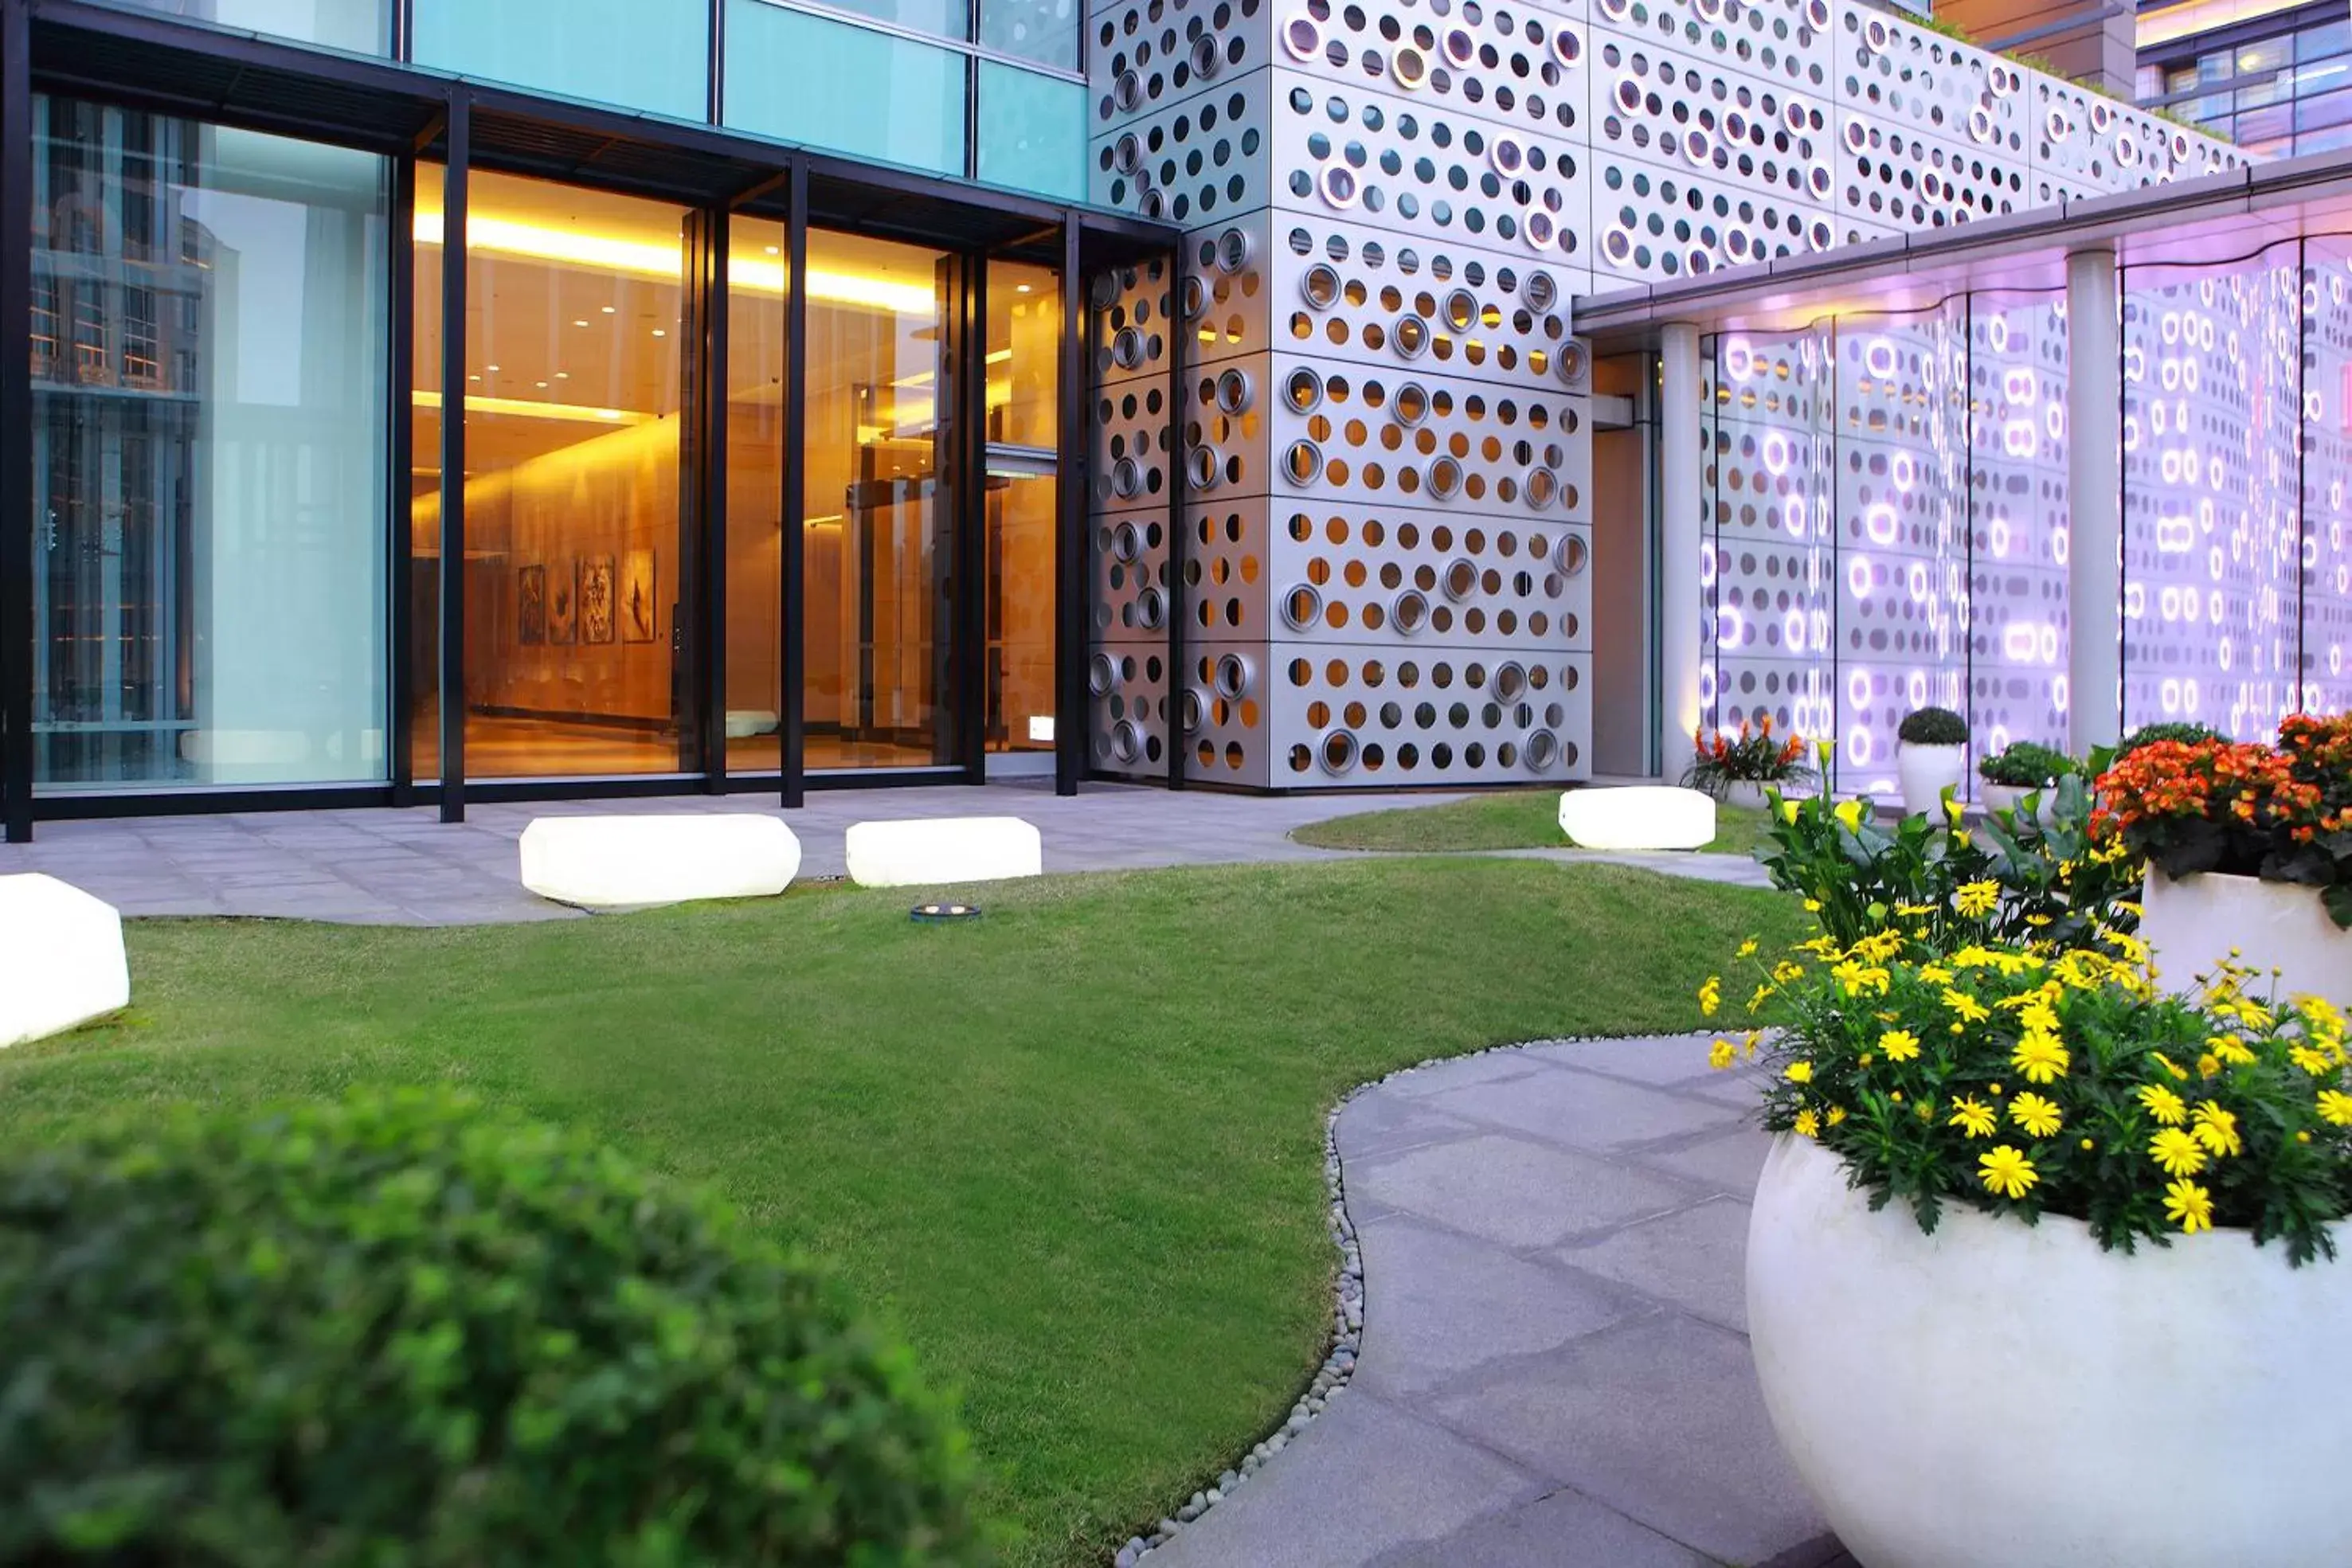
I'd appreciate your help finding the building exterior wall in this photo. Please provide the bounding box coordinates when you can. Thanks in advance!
[2136,0,2351,159]
[1080,0,2244,788]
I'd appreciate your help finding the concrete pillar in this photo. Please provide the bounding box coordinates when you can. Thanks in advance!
[2065,247,2122,755]
[1658,321,1704,778]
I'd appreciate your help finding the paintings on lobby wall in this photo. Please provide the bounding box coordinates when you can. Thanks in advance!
[546,559,577,646]
[581,554,616,646]
[621,548,657,643]
[518,565,547,646]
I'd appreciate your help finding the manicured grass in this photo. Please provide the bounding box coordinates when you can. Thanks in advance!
[0,859,1800,1566]
[1293,789,1778,858]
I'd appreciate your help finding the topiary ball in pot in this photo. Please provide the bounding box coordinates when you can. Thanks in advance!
[0,1089,984,1566]
[1895,706,1969,817]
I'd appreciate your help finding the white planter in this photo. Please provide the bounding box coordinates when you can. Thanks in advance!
[1979,780,2053,825]
[1721,780,1769,812]
[2139,867,2352,1009]
[1749,1134,2352,1568]
[1896,741,1965,817]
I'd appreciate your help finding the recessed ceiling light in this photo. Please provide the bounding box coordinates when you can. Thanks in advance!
[765,245,781,256]
[652,328,667,338]
[555,371,569,380]
[601,305,616,314]
[1016,283,1031,293]
[487,364,500,373]
[468,373,481,381]
[573,319,589,327]
[536,381,549,388]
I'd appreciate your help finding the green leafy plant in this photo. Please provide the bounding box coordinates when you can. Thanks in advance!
[2118,721,2222,757]
[0,1089,984,1565]
[1708,936,2352,1265]
[1682,715,1817,800]
[1755,776,2142,952]
[1898,706,1969,747]
[1978,741,2082,788]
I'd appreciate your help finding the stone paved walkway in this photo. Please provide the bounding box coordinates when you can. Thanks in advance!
[1148,1034,1853,1568]
[0,782,1768,924]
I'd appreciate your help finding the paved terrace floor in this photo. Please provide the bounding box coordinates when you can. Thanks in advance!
[0,781,1768,924]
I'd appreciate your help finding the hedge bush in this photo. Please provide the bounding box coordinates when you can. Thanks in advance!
[1896,706,1969,746]
[2118,720,2222,757]
[0,1089,983,1566]
[1978,741,2081,788]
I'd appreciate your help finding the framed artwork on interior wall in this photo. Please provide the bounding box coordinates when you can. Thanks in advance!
[518,564,547,646]
[621,548,657,643]
[581,554,616,645]
[548,559,578,646]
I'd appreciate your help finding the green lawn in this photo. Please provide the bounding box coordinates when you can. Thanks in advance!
[1293,790,1777,858]
[0,859,1799,1566]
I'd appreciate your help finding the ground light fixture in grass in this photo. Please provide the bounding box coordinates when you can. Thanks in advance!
[1288,790,1779,856]
[0,858,1803,1568]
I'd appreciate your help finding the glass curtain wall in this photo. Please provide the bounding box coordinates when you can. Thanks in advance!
[724,217,789,773]
[986,257,1059,756]
[32,98,390,792]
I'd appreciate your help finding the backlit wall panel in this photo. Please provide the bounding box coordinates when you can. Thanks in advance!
[1967,294,2072,761]
[2302,238,2352,718]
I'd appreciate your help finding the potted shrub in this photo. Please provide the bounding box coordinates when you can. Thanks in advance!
[2116,720,2221,758]
[1715,937,2352,1568]
[1895,706,1968,816]
[2096,714,2352,1007]
[1683,715,1815,810]
[1977,740,2080,823]
[0,1089,981,1561]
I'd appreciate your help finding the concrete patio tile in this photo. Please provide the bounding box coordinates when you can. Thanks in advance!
[1353,1215,1642,1398]
[1419,1066,1743,1154]
[1347,1133,1701,1250]
[1551,1197,1756,1333]
[1368,1484,1715,1568]
[1633,1123,1774,1198]
[1335,1086,1482,1161]
[1520,1033,1728,1090]
[1427,1313,1826,1566]
[1380,1050,1560,1101]
[1145,1393,1544,1568]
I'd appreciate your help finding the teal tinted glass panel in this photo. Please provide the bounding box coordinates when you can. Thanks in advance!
[413,0,710,122]
[979,0,1078,70]
[724,1,966,177]
[94,0,388,52]
[821,0,968,45]
[976,61,1082,198]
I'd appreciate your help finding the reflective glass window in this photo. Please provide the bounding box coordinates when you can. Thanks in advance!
[2299,18,2352,63]
[93,0,388,52]
[984,260,1058,756]
[724,1,967,178]
[33,102,390,791]
[976,62,1084,197]
[725,217,789,774]
[412,0,710,123]
[979,0,1079,70]
[818,0,969,43]
[2299,85,2352,131]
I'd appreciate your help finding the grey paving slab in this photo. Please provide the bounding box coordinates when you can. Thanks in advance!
[1418,1064,1745,1153]
[1367,1484,1716,1568]
[1551,1197,1757,1333]
[1631,1124,1777,1198]
[1345,1132,1701,1250]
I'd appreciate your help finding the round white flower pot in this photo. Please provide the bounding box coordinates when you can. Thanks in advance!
[1749,1134,2352,1568]
[1721,780,1769,812]
[1896,741,1965,817]
[2138,867,2352,1010]
[1979,780,2053,826]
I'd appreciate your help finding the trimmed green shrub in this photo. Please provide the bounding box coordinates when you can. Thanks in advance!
[0,1089,983,1566]
[2118,721,2222,757]
[1897,706,1968,746]
[1978,741,2081,788]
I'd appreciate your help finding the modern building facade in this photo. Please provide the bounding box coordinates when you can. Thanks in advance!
[0,0,2338,840]
[2135,0,2352,159]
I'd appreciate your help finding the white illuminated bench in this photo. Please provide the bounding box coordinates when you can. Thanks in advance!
[519,815,802,909]
[0,874,130,1048]
[844,816,1043,889]
[1558,786,1717,852]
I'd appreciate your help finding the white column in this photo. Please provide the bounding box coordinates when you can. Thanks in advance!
[2065,247,2123,756]
[1658,321,1704,779]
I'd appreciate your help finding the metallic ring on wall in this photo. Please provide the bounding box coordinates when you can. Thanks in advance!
[1391,589,1429,635]
[1391,45,1428,88]
[2090,100,2113,132]
[1215,226,1253,274]
[1967,106,1994,145]
[2045,108,2068,142]
[1524,729,1559,771]
[1181,687,1208,733]
[1809,164,1833,197]
[1187,445,1222,491]
[1786,97,1811,132]
[1112,325,1146,369]
[1556,342,1590,386]
[1283,366,1324,413]
[1180,272,1209,319]
[1301,261,1341,308]
[1494,662,1528,701]
[1394,315,1430,357]
[1560,533,1590,576]
[1524,467,1559,510]
[1113,131,1143,174]
[1090,272,1121,311]
[1990,62,2017,96]
[2116,133,2141,166]
[1615,77,1643,115]
[1281,583,1324,632]
[1215,368,1254,415]
[1319,165,1360,209]
[1114,70,1143,111]
[1427,459,1464,503]
[1596,0,1630,22]
[1112,519,1143,562]
[1804,0,1830,26]
[1523,209,1557,250]
[1442,25,1475,64]
[1809,220,1832,250]
[1862,14,1890,52]
[1139,187,1167,220]
[1111,720,1143,764]
[1551,25,1579,65]
[1136,586,1168,632]
[1524,271,1557,312]
[1603,228,1632,265]
[1282,14,1320,60]
[1090,653,1119,697]
[1393,381,1430,425]
[2170,129,2191,159]
[1842,117,1869,153]
[1214,652,1254,699]
[1189,33,1222,80]
[1441,556,1477,600]
[1111,456,1144,499]
[1320,729,1359,776]
[1491,136,1524,175]
[1282,440,1324,485]
[1685,127,1712,166]
[1443,289,1478,331]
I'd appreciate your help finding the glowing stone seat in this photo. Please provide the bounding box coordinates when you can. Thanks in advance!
[519,814,802,908]
[1557,786,1717,852]
[843,816,1043,888]
[0,874,131,1048]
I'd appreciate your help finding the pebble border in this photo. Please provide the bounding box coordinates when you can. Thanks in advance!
[1118,1035,1634,1565]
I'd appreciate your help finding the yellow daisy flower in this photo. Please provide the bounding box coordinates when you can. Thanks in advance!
[2290,1045,2334,1077]
[2009,1093,2063,1138]
[2137,1083,2189,1125]
[1792,1109,1822,1139]
[2163,1179,2214,1234]
[1736,938,1759,959]
[2316,1089,2352,1128]
[2149,1127,2208,1178]
[1784,1061,1813,1085]
[1826,1105,1848,1125]
[1941,989,1990,1024]
[1948,1096,1998,1139]
[2191,1103,2242,1158]
[1880,1029,1921,1063]
[1699,977,1723,1018]
[2206,1034,2256,1067]
[2010,1031,2070,1085]
[1708,1038,1739,1071]
[1955,881,2000,918]
[1978,1144,2037,1199]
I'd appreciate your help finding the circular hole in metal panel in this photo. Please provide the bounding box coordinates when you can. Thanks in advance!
[1113,326,1146,368]
[1214,652,1253,698]
[1301,262,1341,308]
[1392,588,1429,634]
[1560,533,1589,575]
[1190,33,1222,78]
[1442,556,1477,600]
[1525,729,1558,770]
[1282,15,1320,59]
[1320,165,1359,208]
[1321,729,1359,776]
[1392,45,1427,87]
[1090,653,1118,696]
[1188,445,1221,491]
[1137,586,1167,630]
[1216,226,1253,273]
[1180,273,1208,319]
[1494,661,1527,701]
[1394,315,1430,357]
[1181,687,1207,733]
[1394,381,1430,424]
[1427,458,1463,502]
[1111,456,1143,499]
[1283,440,1323,484]
[1112,720,1143,762]
[1112,520,1142,561]
[1215,367,1254,414]
[1525,467,1558,510]
[1283,367,1324,413]
[1524,271,1557,311]
[1282,584,1323,631]
[1443,289,1477,330]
